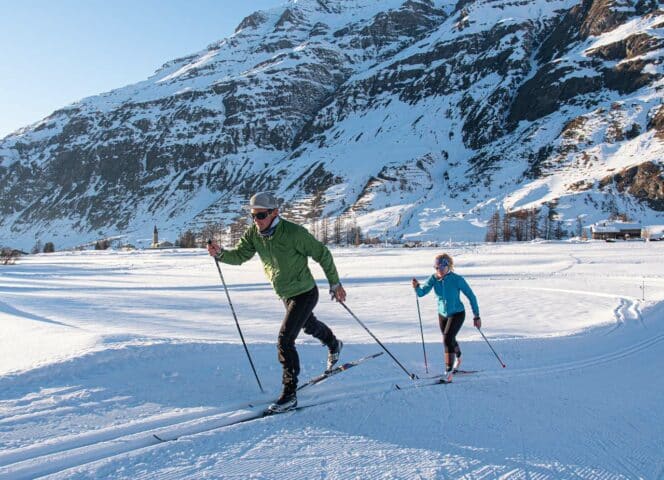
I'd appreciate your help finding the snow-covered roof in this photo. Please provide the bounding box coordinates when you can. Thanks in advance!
[645,224,664,234]
[590,221,641,233]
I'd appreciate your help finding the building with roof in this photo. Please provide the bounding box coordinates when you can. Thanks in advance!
[590,221,642,240]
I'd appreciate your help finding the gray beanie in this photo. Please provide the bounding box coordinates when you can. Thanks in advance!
[249,192,279,209]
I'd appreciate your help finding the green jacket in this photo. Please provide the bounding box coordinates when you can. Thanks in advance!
[218,218,340,299]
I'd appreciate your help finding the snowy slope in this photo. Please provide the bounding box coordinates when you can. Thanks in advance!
[1,242,663,478]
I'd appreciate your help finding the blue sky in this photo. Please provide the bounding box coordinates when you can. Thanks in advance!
[0,0,284,138]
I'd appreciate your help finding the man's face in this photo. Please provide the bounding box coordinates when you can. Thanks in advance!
[251,208,278,229]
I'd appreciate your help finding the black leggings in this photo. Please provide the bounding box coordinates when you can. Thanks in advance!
[278,286,336,387]
[438,311,465,358]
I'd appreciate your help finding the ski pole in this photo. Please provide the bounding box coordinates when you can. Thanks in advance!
[414,293,429,374]
[211,254,264,392]
[339,301,417,380]
[478,328,506,368]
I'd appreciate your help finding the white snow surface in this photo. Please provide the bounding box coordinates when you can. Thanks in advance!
[1,242,663,479]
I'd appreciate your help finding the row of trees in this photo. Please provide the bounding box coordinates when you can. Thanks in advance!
[485,206,577,242]
[308,215,373,246]
[186,205,593,248]
[175,212,379,248]
[30,240,56,254]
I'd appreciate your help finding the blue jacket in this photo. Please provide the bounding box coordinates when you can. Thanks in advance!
[415,271,479,317]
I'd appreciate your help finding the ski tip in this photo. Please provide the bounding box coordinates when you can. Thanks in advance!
[153,433,168,442]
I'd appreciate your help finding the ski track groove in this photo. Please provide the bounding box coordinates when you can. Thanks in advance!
[0,379,387,478]
[0,406,231,469]
[0,405,272,480]
[0,406,77,426]
[506,330,664,380]
[0,381,417,480]
[393,324,664,393]
[0,395,131,427]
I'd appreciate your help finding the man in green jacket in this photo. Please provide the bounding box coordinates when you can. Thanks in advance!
[207,192,346,413]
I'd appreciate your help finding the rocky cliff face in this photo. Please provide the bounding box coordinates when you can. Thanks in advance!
[1,0,662,248]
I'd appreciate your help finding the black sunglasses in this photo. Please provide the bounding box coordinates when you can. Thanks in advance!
[434,259,449,270]
[251,209,274,220]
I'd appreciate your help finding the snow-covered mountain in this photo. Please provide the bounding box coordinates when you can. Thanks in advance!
[1,244,663,478]
[1,0,662,249]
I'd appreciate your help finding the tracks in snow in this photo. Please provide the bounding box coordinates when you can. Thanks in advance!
[1,296,661,479]
[502,329,664,382]
[5,326,661,480]
[0,387,381,480]
[0,403,270,480]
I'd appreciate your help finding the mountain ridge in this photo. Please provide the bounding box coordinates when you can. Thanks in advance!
[1,0,662,249]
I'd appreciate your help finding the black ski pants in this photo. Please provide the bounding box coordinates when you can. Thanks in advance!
[278,286,336,388]
[438,310,465,359]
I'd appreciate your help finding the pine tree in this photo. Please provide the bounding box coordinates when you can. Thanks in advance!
[544,201,559,240]
[311,218,319,240]
[95,239,110,250]
[230,216,249,245]
[31,240,43,254]
[347,215,362,246]
[485,210,500,242]
[321,217,329,244]
[502,210,512,241]
[334,216,344,245]
[576,216,583,238]
[177,230,197,248]
[528,208,539,240]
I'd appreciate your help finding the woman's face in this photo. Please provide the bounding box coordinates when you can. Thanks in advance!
[434,259,449,278]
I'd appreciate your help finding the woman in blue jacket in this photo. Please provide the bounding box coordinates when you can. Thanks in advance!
[412,253,481,382]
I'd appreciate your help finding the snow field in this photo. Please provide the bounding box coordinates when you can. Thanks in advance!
[0,241,663,478]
